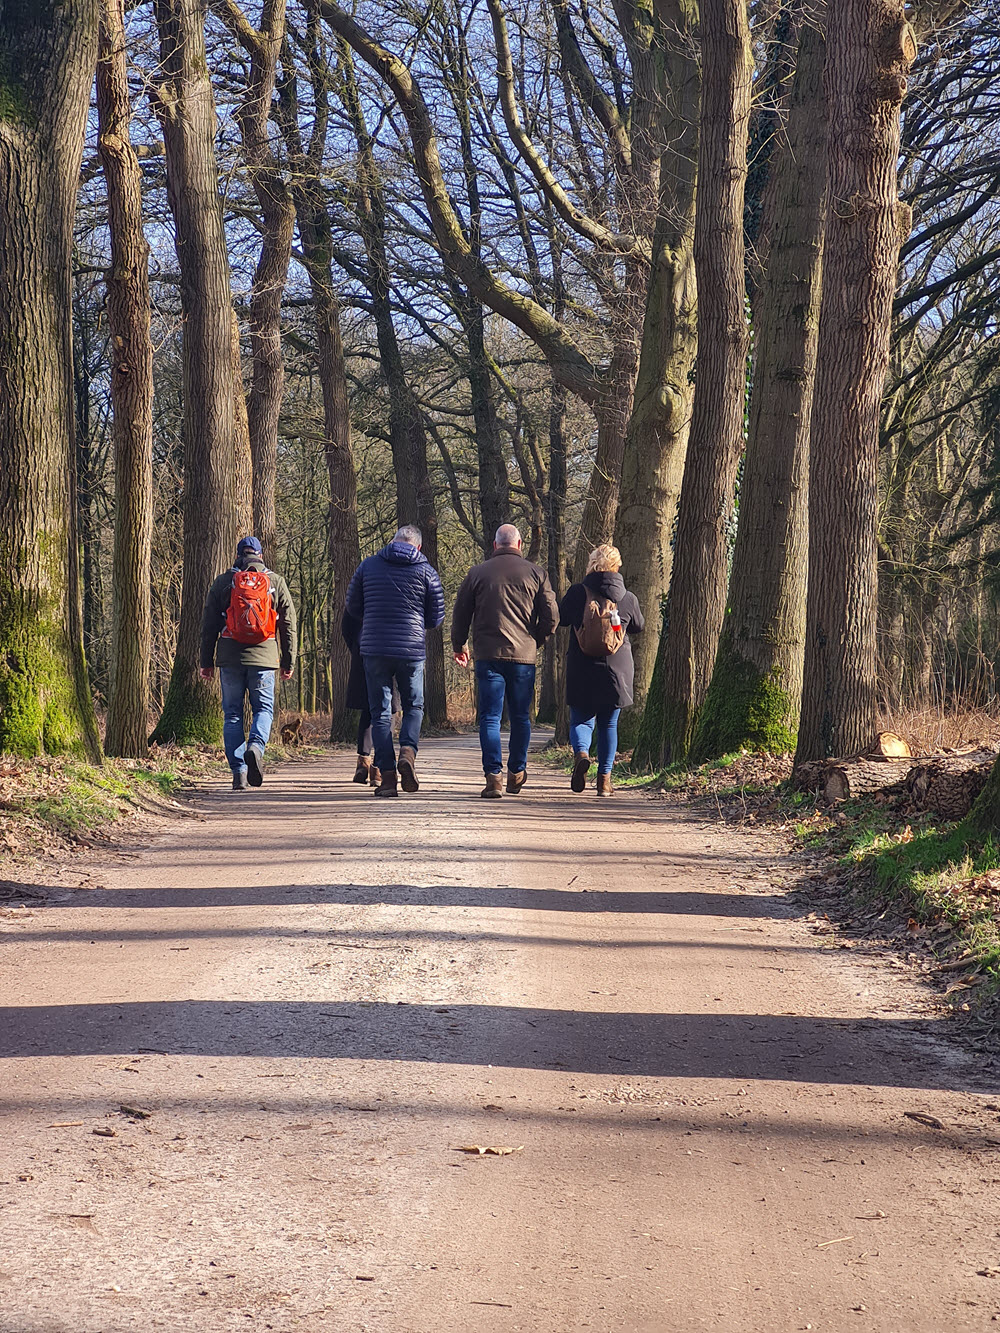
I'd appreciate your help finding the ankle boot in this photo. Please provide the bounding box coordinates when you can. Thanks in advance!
[597,773,613,796]
[481,772,503,799]
[398,745,419,792]
[571,752,591,793]
[369,765,381,788]
[506,770,527,794]
[353,755,371,784]
[374,768,398,797]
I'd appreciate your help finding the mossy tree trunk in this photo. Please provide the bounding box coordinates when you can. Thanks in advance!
[149,0,240,745]
[613,0,699,748]
[0,0,102,761]
[795,1,915,762]
[692,6,828,762]
[634,0,753,768]
[98,0,155,759]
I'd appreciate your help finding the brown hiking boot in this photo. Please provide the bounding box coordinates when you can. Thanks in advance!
[369,765,381,788]
[481,772,503,800]
[353,755,371,784]
[374,768,398,797]
[571,752,591,793]
[597,773,613,796]
[398,745,419,792]
[506,770,527,794]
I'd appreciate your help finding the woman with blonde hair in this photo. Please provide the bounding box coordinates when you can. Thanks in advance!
[558,543,644,795]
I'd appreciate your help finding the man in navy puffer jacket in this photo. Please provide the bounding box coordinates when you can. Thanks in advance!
[345,525,445,797]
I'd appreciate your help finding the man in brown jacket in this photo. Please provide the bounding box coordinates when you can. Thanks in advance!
[451,524,558,798]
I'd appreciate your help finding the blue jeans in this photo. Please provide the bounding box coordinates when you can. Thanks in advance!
[476,659,536,775]
[220,667,275,776]
[569,706,621,775]
[364,656,424,775]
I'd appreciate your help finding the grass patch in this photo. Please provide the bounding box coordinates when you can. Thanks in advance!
[0,736,325,861]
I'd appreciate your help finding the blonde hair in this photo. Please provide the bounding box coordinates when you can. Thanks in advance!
[586,543,622,574]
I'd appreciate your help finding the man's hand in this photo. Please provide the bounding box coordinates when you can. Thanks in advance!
[453,650,470,668]
[281,668,294,681]
[199,667,214,681]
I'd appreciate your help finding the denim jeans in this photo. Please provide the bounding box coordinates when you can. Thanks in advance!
[219,667,276,776]
[364,656,424,775]
[569,706,621,776]
[476,659,536,775]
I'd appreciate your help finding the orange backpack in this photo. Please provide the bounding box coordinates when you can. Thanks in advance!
[575,594,626,657]
[225,569,277,645]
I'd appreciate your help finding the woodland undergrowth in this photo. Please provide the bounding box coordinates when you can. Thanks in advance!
[0,724,330,865]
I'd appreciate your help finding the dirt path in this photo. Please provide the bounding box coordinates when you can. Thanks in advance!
[2,734,1000,1332]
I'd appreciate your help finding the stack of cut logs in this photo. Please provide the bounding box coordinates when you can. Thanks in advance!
[793,733,998,819]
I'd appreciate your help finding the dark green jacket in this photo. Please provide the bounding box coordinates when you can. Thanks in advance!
[200,559,297,671]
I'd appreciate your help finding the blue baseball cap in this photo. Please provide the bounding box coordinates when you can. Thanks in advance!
[236,536,263,558]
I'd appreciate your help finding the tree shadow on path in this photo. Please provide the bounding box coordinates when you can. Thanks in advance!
[0,998,965,1091]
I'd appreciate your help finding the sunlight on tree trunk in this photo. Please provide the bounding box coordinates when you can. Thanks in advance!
[98,0,155,759]
[0,0,102,761]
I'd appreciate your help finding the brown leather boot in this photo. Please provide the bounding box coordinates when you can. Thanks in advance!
[369,765,381,788]
[597,773,613,796]
[374,768,398,797]
[571,752,591,793]
[353,755,371,784]
[481,772,503,799]
[506,770,527,794]
[398,745,419,792]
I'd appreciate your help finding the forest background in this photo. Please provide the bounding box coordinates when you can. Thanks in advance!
[2,0,999,796]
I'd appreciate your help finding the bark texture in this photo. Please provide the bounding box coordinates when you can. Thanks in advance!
[98,0,155,759]
[635,0,753,767]
[212,0,294,566]
[613,0,699,741]
[693,6,828,761]
[795,0,915,762]
[0,0,102,760]
[150,0,240,744]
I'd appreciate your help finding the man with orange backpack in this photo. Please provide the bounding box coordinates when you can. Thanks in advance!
[200,536,297,790]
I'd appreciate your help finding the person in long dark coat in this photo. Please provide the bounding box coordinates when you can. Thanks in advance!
[558,543,644,795]
[341,608,377,786]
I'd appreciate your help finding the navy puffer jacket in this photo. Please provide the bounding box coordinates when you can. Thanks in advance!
[345,541,445,661]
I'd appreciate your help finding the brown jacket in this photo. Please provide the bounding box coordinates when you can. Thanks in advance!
[451,549,558,664]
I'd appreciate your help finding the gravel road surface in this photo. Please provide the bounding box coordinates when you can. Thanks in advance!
[2,735,999,1332]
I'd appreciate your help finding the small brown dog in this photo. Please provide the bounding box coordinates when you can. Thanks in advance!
[280,717,302,746]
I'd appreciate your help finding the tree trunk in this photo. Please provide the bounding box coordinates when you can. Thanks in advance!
[212,0,293,566]
[613,0,699,744]
[574,296,642,566]
[230,308,254,532]
[795,1,915,762]
[98,0,155,759]
[72,298,108,703]
[150,0,239,745]
[0,0,102,760]
[342,60,448,726]
[297,197,361,741]
[460,293,509,546]
[692,6,827,761]
[539,379,568,724]
[635,0,753,768]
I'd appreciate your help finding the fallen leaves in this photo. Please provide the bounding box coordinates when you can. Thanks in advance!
[455,1145,523,1156]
